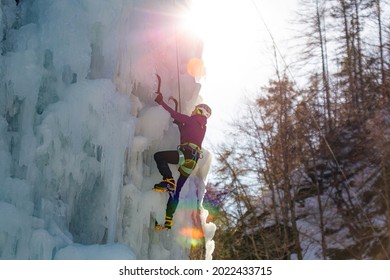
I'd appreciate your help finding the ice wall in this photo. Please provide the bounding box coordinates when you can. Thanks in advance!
[0,0,215,260]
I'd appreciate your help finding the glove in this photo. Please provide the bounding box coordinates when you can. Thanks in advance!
[154,93,163,104]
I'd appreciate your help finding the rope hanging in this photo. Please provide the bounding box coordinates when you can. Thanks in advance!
[174,0,182,113]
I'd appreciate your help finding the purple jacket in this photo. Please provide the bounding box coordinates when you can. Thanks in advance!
[159,100,207,148]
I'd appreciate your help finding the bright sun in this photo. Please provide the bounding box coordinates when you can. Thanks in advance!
[183,0,256,47]
[180,1,261,116]
[182,1,218,40]
[178,0,299,145]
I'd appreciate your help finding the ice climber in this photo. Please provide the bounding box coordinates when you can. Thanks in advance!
[153,91,211,230]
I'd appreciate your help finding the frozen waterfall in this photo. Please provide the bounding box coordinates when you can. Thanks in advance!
[0,0,215,260]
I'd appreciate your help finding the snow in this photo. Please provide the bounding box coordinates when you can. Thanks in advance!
[0,0,215,260]
[55,243,136,260]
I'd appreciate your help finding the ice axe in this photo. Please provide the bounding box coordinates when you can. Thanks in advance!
[155,74,179,112]
[155,74,162,94]
[169,96,179,112]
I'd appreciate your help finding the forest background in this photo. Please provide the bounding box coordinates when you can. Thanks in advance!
[199,0,390,260]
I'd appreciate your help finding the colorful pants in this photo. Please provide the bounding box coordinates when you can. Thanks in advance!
[154,148,197,217]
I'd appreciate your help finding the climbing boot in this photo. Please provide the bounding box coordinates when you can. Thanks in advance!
[154,216,173,230]
[154,223,168,230]
[153,177,176,193]
[164,216,173,229]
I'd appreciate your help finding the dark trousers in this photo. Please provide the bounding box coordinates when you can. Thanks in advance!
[154,149,196,218]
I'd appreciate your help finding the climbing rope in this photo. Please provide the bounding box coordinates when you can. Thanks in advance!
[174,0,182,113]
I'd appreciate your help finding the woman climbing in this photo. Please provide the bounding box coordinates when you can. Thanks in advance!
[153,90,211,230]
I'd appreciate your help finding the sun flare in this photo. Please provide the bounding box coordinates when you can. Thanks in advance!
[182,0,254,42]
[180,1,260,112]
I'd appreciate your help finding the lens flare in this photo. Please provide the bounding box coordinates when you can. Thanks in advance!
[179,227,204,247]
[180,227,204,239]
[187,57,204,78]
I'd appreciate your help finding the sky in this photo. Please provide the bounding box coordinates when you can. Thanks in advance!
[183,0,299,146]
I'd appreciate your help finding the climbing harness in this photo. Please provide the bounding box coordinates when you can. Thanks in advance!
[177,142,203,177]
